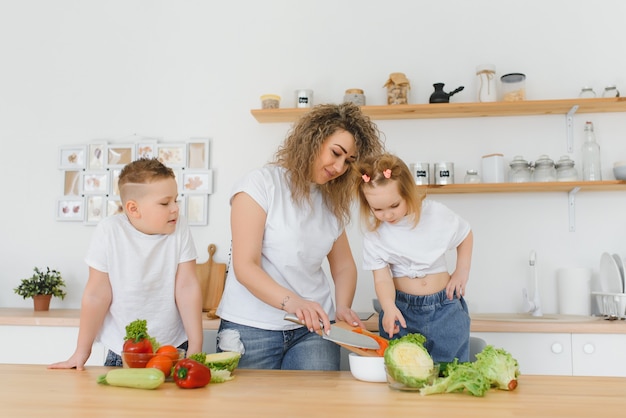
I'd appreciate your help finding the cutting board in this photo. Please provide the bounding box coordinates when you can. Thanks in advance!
[195,244,227,319]
[332,320,387,357]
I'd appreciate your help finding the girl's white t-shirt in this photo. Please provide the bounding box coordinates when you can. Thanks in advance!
[362,199,470,278]
[216,165,342,330]
[85,214,197,354]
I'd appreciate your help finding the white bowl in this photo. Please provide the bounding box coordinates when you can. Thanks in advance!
[613,162,626,180]
[348,353,386,383]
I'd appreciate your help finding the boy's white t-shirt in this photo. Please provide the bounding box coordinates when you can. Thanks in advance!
[362,199,470,278]
[85,214,197,354]
[216,165,342,330]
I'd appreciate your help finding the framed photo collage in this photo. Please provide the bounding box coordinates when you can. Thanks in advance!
[57,138,212,226]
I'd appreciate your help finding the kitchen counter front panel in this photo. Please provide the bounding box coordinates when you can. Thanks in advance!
[1,364,625,417]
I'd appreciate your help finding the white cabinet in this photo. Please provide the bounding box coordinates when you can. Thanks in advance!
[572,333,626,377]
[0,325,105,366]
[472,332,573,376]
[472,332,626,377]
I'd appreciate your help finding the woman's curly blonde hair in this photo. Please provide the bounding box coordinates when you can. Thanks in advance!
[273,102,384,228]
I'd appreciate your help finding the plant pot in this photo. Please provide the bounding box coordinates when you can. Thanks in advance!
[33,294,52,311]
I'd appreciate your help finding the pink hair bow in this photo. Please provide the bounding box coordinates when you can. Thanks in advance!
[383,169,392,179]
[362,174,371,183]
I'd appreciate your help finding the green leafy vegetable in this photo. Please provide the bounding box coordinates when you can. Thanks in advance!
[123,319,159,351]
[474,345,520,390]
[420,360,491,397]
[188,352,207,364]
[187,351,241,383]
[384,333,436,388]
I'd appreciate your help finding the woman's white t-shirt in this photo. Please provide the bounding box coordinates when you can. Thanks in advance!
[216,166,343,330]
[85,214,197,354]
[362,199,470,278]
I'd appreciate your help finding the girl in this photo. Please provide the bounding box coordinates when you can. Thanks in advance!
[356,153,473,363]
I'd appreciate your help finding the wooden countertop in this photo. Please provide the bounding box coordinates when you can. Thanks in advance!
[1,364,625,417]
[2,308,626,334]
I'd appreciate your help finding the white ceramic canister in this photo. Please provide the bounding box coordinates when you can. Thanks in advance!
[556,268,592,316]
[410,162,430,185]
[295,89,314,108]
[434,162,454,185]
[481,153,505,183]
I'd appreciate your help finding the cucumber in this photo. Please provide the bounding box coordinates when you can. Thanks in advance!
[97,368,165,389]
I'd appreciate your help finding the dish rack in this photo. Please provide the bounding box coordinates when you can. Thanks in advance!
[592,292,626,319]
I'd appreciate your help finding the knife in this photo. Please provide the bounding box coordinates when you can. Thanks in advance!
[283,313,380,350]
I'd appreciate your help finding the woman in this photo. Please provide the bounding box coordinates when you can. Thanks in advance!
[216,103,384,370]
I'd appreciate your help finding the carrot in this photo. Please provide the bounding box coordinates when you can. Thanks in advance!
[352,328,389,356]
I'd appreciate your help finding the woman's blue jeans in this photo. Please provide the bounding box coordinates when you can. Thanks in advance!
[381,288,470,363]
[217,319,340,370]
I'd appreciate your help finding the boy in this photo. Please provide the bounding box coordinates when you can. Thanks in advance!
[50,158,203,370]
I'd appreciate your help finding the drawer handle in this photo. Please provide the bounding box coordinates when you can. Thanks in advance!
[551,342,563,354]
[583,343,595,354]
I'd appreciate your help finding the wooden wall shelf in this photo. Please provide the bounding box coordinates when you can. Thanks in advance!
[418,180,626,194]
[250,97,626,123]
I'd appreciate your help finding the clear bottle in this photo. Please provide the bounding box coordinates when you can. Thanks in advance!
[476,64,497,102]
[581,121,602,181]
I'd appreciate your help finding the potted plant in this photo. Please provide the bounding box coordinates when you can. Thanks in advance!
[14,267,67,311]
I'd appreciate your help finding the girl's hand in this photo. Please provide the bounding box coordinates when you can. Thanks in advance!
[381,306,406,339]
[446,272,468,300]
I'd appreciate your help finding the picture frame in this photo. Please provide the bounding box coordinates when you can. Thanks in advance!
[156,143,187,168]
[59,145,87,170]
[182,170,213,194]
[56,197,85,222]
[85,195,106,225]
[87,143,106,170]
[187,138,210,170]
[136,142,158,160]
[186,194,208,226]
[63,170,82,196]
[106,144,135,168]
[81,171,109,195]
[106,198,124,217]
[109,168,122,197]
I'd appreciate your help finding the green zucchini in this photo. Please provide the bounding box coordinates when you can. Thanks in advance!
[97,368,165,389]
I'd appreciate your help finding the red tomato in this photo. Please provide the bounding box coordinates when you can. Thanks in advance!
[123,337,153,354]
[146,355,174,378]
[156,345,180,362]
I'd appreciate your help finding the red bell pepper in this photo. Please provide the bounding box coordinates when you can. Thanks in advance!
[173,359,212,389]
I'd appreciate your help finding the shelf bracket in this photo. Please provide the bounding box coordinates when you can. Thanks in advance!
[565,105,579,153]
[568,186,580,232]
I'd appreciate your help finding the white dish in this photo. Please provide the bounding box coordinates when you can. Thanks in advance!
[599,252,623,294]
[612,254,625,293]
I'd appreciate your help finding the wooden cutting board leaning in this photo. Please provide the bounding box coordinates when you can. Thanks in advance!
[195,244,227,319]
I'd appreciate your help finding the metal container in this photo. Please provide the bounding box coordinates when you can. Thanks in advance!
[434,162,454,185]
[410,162,430,185]
[295,89,314,108]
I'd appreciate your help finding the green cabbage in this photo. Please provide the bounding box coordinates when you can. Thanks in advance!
[384,333,436,388]
[420,360,491,397]
[474,345,520,390]
[204,351,241,372]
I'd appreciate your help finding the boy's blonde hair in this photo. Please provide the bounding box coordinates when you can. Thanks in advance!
[356,153,425,231]
[118,158,175,203]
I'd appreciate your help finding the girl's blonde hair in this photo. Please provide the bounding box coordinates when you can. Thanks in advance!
[356,153,425,231]
[273,102,384,228]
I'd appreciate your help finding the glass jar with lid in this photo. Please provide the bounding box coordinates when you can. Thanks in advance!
[579,86,596,98]
[508,155,531,183]
[533,155,557,182]
[555,155,578,181]
[464,169,481,184]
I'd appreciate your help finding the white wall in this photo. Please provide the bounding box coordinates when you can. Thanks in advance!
[1,0,625,315]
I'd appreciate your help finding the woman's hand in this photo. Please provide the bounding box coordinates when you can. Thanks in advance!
[335,306,365,329]
[286,297,332,334]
